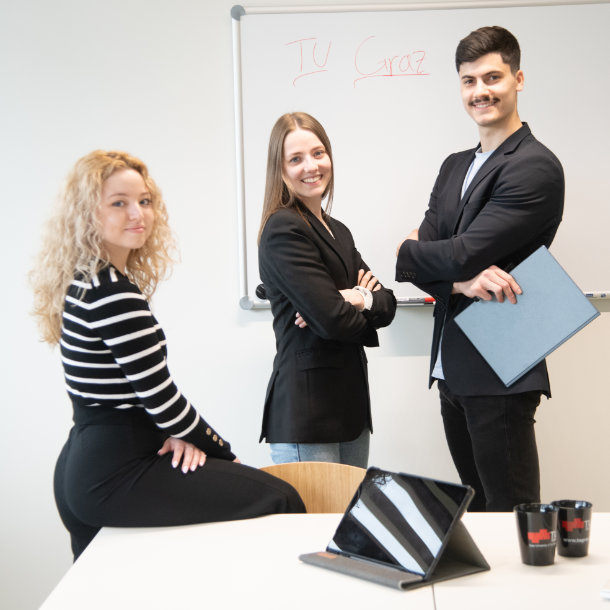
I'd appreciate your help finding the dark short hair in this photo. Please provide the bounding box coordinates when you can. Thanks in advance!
[455,26,520,73]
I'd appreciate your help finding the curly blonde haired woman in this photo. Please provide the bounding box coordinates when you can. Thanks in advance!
[31,150,304,560]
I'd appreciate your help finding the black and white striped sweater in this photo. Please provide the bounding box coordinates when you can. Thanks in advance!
[60,265,235,460]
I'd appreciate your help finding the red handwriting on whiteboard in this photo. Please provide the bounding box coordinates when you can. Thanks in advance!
[286,38,332,86]
[353,35,429,87]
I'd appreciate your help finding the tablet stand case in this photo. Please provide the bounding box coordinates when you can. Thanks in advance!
[300,517,489,590]
[299,466,489,589]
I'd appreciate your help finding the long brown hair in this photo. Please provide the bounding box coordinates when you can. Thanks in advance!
[258,112,334,243]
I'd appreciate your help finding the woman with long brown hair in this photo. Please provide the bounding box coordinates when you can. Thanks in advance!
[258,113,397,467]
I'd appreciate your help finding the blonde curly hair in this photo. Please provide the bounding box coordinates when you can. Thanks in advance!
[30,150,176,344]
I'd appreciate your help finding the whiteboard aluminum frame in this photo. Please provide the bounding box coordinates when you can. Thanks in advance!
[234,0,609,15]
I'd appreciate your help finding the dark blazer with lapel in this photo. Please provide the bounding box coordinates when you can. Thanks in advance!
[396,124,564,396]
[259,206,396,443]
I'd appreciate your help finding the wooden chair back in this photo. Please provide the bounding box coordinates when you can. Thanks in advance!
[260,461,366,513]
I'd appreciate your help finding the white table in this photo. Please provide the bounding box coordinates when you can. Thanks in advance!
[39,514,433,609]
[40,513,610,609]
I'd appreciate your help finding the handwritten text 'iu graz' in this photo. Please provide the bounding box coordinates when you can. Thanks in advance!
[285,36,429,88]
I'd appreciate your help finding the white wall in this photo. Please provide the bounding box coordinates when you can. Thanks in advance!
[1,1,608,608]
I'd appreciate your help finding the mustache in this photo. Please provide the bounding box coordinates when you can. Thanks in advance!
[470,95,499,106]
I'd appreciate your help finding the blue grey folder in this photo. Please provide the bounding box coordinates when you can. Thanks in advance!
[455,246,600,387]
[299,468,489,590]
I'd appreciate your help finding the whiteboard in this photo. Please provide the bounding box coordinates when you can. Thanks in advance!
[232,1,610,307]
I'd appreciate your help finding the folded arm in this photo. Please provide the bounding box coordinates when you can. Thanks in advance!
[396,153,563,295]
[261,213,395,342]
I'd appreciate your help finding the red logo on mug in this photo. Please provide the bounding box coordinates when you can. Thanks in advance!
[562,518,585,532]
[528,529,552,544]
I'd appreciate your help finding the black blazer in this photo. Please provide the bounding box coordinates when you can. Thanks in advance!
[396,124,564,396]
[259,207,396,443]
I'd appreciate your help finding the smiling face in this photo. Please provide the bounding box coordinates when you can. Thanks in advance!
[97,168,154,271]
[459,52,524,141]
[282,128,332,211]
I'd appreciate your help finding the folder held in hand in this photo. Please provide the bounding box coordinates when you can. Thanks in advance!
[454,246,600,387]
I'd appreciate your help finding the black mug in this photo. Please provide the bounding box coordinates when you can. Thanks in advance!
[552,500,592,557]
[514,503,558,566]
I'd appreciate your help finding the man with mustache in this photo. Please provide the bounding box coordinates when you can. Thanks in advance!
[395,26,564,511]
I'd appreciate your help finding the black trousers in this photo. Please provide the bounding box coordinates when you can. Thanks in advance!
[54,418,305,560]
[438,380,541,512]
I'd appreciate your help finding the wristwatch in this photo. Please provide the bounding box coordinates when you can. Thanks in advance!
[353,285,373,310]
